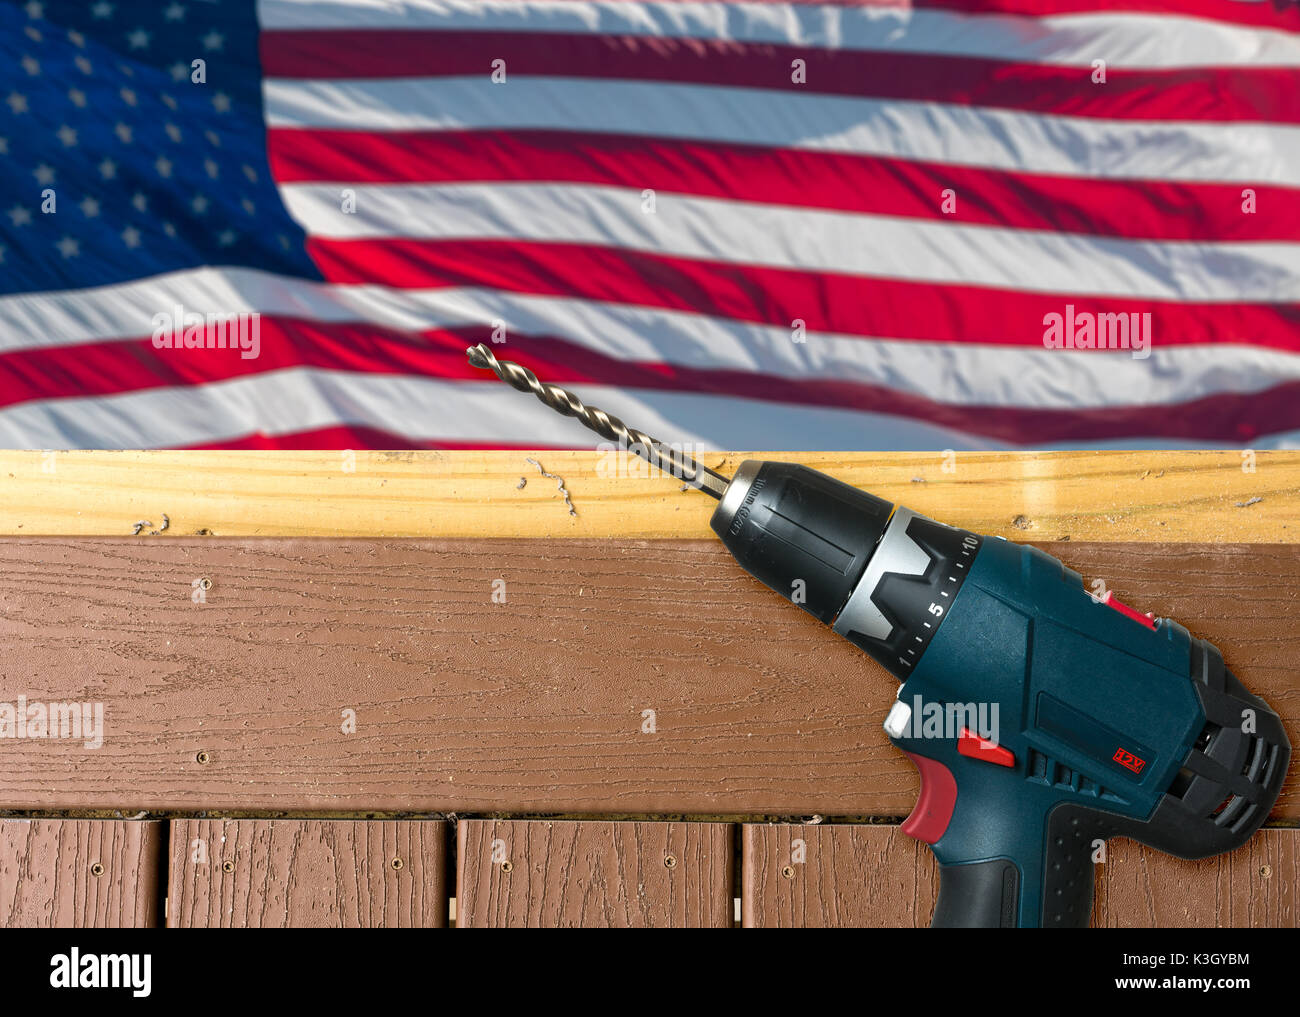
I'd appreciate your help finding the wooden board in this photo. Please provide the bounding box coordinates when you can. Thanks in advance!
[0,819,163,928]
[166,819,447,928]
[742,824,936,928]
[0,537,1296,816]
[743,825,1300,928]
[0,450,1295,543]
[456,819,732,927]
[1092,830,1299,928]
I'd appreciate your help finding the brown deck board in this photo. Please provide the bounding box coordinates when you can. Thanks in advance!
[743,825,1300,927]
[0,819,163,927]
[166,819,447,927]
[0,537,1294,816]
[456,819,732,927]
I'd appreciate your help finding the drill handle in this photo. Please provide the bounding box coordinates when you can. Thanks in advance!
[930,830,1095,928]
[902,748,1098,927]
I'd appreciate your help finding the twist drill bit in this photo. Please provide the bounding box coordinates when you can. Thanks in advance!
[465,343,730,499]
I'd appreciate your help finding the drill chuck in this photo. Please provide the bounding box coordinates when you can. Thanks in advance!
[709,460,892,625]
[711,459,982,680]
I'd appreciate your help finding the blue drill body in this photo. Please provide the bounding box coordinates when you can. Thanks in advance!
[710,460,1289,927]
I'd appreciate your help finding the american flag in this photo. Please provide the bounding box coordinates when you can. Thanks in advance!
[1,0,1298,450]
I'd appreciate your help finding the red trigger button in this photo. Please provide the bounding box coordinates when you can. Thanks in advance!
[901,752,957,844]
[957,727,1015,768]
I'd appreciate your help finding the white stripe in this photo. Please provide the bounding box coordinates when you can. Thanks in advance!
[277,181,1300,302]
[4,367,1299,449]
[263,77,1300,186]
[4,268,1300,411]
[256,0,1300,69]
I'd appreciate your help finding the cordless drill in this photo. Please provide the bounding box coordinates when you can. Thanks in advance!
[467,345,1291,928]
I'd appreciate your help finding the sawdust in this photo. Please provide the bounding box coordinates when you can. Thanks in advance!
[524,457,577,517]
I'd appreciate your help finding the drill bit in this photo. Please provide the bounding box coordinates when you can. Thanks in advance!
[465,343,730,499]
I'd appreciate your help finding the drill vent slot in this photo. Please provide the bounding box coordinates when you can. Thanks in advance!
[1027,749,1116,801]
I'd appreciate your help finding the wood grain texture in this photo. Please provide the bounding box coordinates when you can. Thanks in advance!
[744,825,1300,928]
[456,819,732,927]
[0,537,1295,816]
[742,824,937,928]
[0,819,162,928]
[0,450,1295,542]
[1093,831,1299,928]
[166,819,447,928]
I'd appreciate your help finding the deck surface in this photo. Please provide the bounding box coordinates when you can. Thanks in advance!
[0,451,1294,927]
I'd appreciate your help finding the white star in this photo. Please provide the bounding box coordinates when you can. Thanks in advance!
[0,246,5,265]
[0,137,6,154]
[122,226,141,249]
[165,123,182,143]
[155,155,173,178]
[75,56,92,75]
[99,158,117,179]
[241,198,255,216]
[127,28,149,49]
[218,230,236,247]
[162,222,177,238]
[202,31,223,51]
[5,93,27,114]
[115,122,132,143]
[169,61,188,82]
[91,1,112,18]
[191,194,209,214]
[204,130,220,147]
[33,164,54,185]
[68,88,87,107]
[79,196,100,218]
[277,234,290,250]
[241,165,258,183]
[7,206,32,227]
[203,159,219,179]
[211,92,231,113]
[24,27,41,43]
[161,94,178,111]
[164,2,185,20]
[56,124,77,147]
[131,192,147,212]
[20,55,40,76]
[24,1,43,19]
[56,236,80,259]
[67,29,85,47]
[120,87,137,106]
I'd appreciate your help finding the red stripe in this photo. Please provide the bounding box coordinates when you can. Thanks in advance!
[267,128,1300,242]
[304,236,1300,352]
[544,0,1300,34]
[2,323,1299,445]
[179,426,562,451]
[912,0,1300,33]
[260,29,1300,124]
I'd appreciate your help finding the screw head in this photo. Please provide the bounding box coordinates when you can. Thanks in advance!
[391,858,404,871]
[221,860,235,873]
[781,865,796,879]
[90,862,105,877]
[664,854,678,869]
[195,750,211,764]
[500,860,513,873]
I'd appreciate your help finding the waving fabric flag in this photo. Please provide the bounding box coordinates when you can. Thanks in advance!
[1,0,1298,450]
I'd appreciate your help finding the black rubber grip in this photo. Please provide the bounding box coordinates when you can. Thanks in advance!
[1041,810,1101,928]
[931,859,1020,928]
